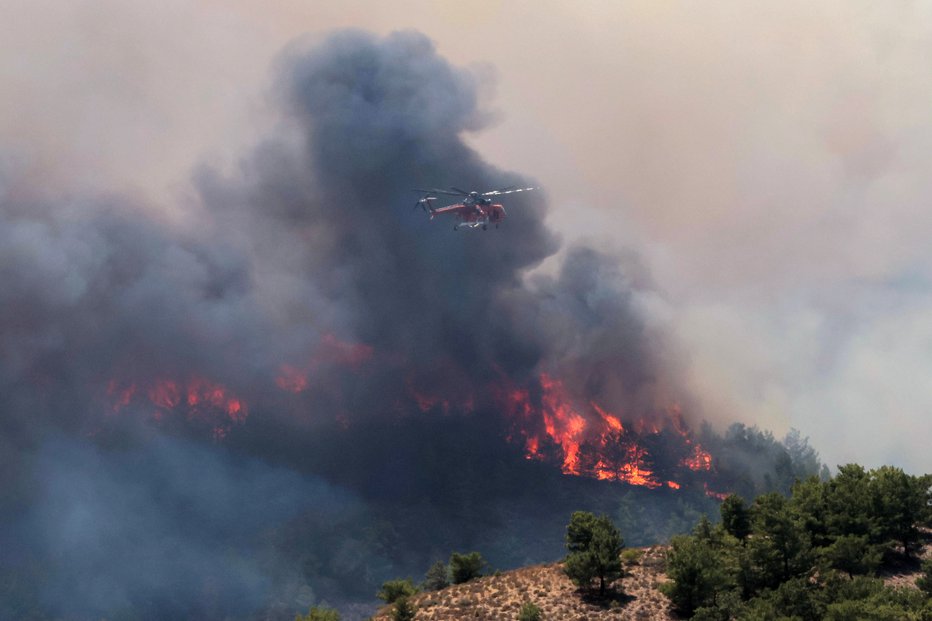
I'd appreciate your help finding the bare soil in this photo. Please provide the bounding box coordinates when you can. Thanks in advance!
[370,546,676,621]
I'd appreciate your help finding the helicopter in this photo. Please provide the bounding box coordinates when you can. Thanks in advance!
[412,186,536,230]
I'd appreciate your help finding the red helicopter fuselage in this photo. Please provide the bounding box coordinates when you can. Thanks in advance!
[413,186,535,230]
[430,202,507,230]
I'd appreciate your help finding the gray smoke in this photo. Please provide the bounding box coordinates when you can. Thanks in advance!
[0,29,797,620]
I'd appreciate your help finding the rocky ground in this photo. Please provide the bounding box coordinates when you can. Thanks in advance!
[370,546,675,621]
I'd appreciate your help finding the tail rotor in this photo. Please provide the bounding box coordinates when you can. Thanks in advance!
[413,192,437,216]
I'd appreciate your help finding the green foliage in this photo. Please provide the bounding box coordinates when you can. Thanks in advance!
[391,595,416,621]
[621,548,643,566]
[749,492,812,588]
[377,578,417,604]
[565,510,599,553]
[820,574,932,621]
[563,511,624,596]
[719,494,751,541]
[825,464,875,540]
[422,560,449,591]
[917,558,932,595]
[820,534,882,577]
[518,600,542,621]
[692,515,716,542]
[790,476,831,547]
[449,551,484,584]
[741,576,826,621]
[659,462,932,620]
[295,606,340,621]
[869,466,929,557]
[660,535,732,616]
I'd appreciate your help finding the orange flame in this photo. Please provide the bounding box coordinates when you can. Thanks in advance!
[704,483,729,501]
[683,444,713,471]
[107,375,248,439]
[501,373,715,490]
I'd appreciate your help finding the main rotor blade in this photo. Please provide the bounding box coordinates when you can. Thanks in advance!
[449,187,471,195]
[482,186,536,196]
[412,188,462,197]
[482,185,515,195]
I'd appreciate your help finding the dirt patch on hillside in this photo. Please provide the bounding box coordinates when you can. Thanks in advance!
[371,546,675,621]
[880,528,931,590]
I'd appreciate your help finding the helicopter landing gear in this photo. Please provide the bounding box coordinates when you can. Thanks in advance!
[482,224,487,230]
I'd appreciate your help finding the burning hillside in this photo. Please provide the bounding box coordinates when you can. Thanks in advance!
[98,320,723,496]
[0,29,820,621]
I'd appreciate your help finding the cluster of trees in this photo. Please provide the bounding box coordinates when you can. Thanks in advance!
[662,465,932,619]
[300,462,929,621]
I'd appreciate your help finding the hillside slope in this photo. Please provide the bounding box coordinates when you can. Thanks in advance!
[370,534,931,621]
[371,546,674,621]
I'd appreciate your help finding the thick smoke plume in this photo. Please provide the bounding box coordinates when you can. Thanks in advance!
[0,30,818,620]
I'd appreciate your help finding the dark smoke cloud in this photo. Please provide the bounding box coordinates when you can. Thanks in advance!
[262,29,561,374]
[0,29,812,620]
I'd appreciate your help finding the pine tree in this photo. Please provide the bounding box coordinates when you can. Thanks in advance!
[391,596,416,621]
[869,467,928,558]
[449,551,484,584]
[422,560,449,591]
[563,511,624,596]
[720,494,751,541]
[660,535,731,616]
[377,579,417,604]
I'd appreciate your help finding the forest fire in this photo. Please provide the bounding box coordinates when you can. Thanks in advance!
[500,373,715,489]
[106,350,717,491]
[107,376,247,439]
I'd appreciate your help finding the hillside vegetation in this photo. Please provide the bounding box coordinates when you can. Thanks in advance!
[368,549,674,621]
[307,463,932,621]
[661,465,932,619]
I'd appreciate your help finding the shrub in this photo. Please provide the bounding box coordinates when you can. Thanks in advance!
[377,579,418,604]
[295,606,340,621]
[422,560,449,591]
[621,548,643,566]
[449,551,484,584]
[917,559,932,595]
[392,596,416,621]
[518,600,542,621]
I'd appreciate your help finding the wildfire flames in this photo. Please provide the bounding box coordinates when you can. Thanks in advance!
[104,335,720,493]
[107,376,247,439]
[500,374,714,489]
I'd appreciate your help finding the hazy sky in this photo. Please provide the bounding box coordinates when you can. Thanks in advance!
[2,0,930,473]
